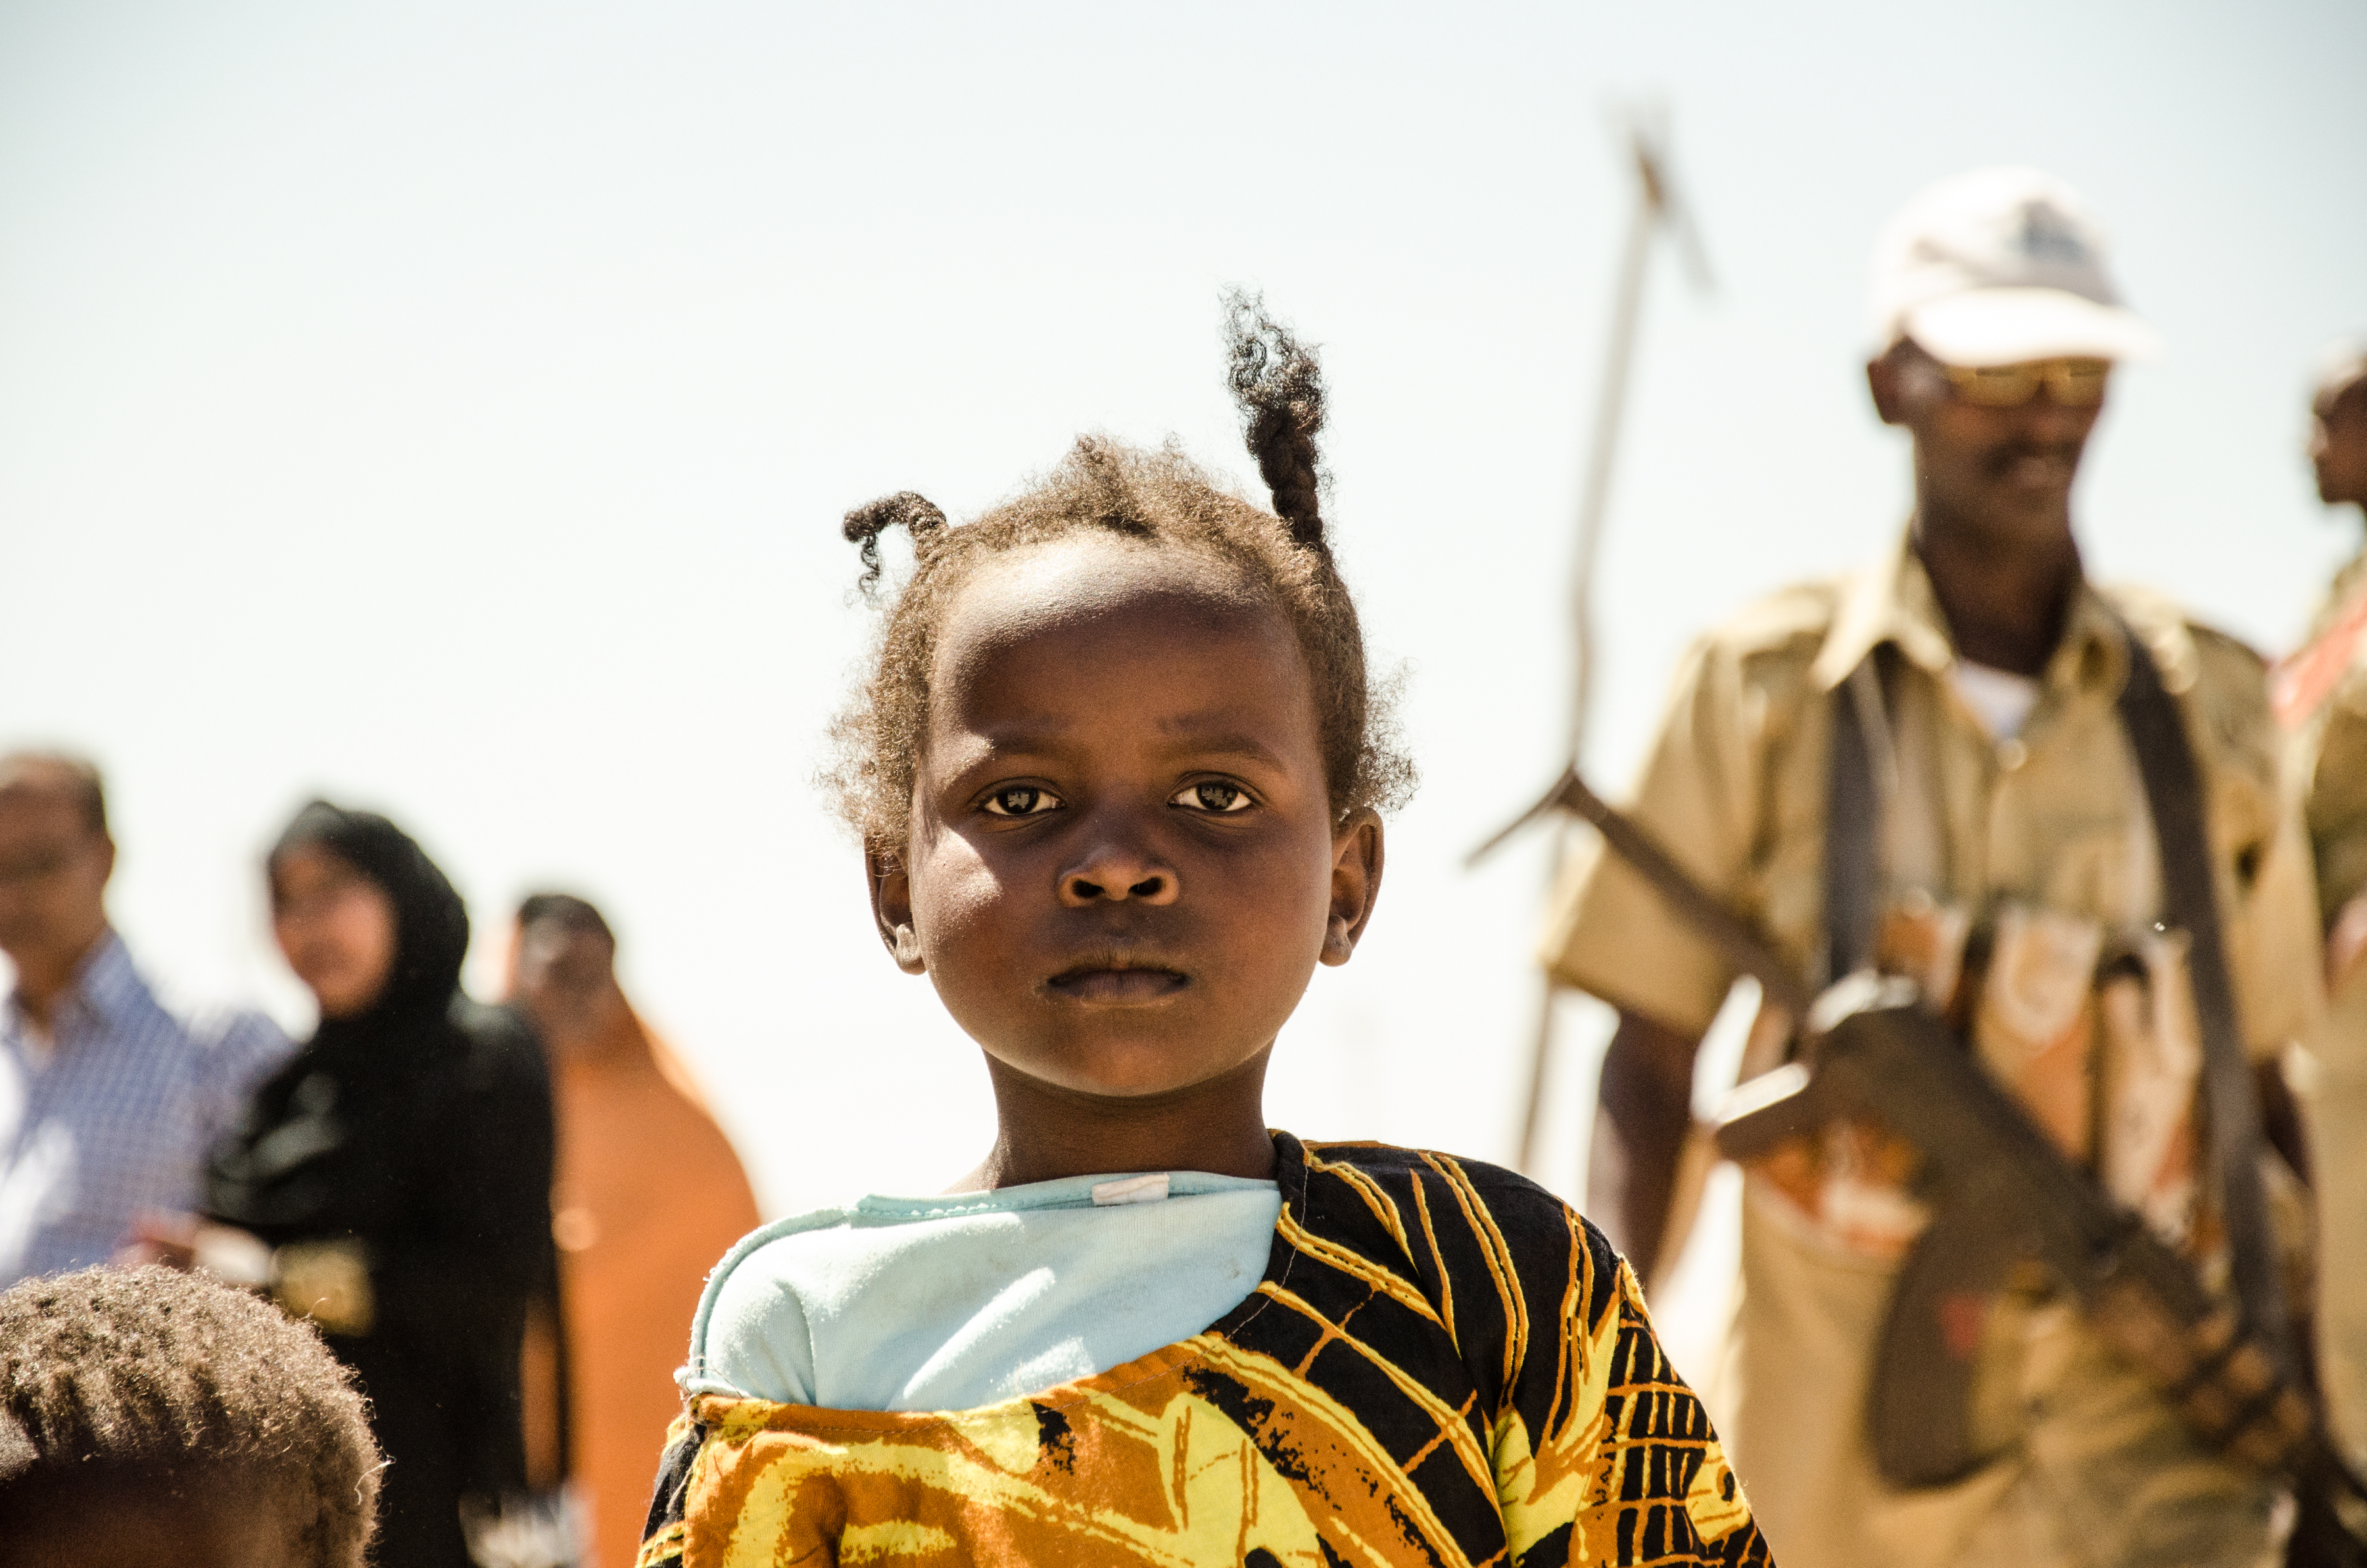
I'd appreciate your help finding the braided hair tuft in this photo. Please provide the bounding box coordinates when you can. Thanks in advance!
[1223,289,1329,554]
[842,491,949,592]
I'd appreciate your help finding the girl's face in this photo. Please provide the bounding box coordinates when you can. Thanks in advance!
[270,844,398,1020]
[871,535,1383,1100]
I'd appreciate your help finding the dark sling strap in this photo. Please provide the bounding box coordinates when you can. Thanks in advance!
[2113,623,2295,1373]
[1823,661,1882,986]
[1825,621,2295,1372]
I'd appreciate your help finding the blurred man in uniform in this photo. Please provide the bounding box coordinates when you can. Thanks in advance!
[1541,169,2324,1567]
[0,751,287,1286]
[504,893,760,1568]
[2283,345,2367,1471]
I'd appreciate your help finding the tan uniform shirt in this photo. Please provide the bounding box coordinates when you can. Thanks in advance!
[2289,548,2367,1470]
[1542,533,2323,1568]
[2290,550,2367,922]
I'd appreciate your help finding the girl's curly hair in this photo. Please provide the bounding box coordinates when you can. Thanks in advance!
[823,291,1413,851]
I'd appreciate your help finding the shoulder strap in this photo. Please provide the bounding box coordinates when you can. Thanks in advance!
[2113,621,2295,1373]
[1824,663,1881,986]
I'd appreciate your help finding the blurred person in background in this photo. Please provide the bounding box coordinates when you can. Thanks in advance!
[504,892,758,1568]
[0,751,287,1287]
[1539,169,2325,1566]
[2280,344,2367,1474]
[197,802,565,1568]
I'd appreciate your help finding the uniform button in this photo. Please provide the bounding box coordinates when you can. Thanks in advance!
[1997,738,2029,772]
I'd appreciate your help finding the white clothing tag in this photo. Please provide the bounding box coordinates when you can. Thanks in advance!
[1090,1174,1170,1206]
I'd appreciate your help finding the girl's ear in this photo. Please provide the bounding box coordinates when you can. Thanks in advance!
[865,841,928,975]
[1320,810,1385,967]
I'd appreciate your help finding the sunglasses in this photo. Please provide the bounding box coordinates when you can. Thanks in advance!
[1942,358,2112,408]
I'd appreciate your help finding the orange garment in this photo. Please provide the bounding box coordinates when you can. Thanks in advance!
[548,1010,759,1568]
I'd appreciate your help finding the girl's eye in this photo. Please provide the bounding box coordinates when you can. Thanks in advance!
[980,786,1061,818]
[1172,781,1253,814]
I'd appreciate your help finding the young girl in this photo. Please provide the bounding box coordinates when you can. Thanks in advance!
[637,298,1769,1567]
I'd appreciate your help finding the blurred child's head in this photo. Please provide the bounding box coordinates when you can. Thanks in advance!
[829,295,1412,1103]
[0,1266,381,1568]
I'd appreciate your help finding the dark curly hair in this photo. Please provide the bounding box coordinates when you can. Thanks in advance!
[0,1266,381,1566]
[825,291,1414,850]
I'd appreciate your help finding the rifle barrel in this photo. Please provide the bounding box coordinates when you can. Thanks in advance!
[1548,768,1815,1019]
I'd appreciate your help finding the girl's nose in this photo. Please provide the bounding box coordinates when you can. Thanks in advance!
[1059,838,1181,907]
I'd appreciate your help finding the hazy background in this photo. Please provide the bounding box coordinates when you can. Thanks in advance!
[5,0,2363,1290]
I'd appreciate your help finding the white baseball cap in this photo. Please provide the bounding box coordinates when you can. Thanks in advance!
[2314,339,2367,404]
[1869,166,2162,367]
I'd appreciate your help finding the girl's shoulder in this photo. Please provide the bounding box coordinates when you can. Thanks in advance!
[678,1201,865,1402]
[1289,1135,1577,1206]
[1277,1133,1629,1341]
[1285,1135,1608,1251]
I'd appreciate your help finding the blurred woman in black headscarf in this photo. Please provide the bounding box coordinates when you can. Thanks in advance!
[204,802,563,1568]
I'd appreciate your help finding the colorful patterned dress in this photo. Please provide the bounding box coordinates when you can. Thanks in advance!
[636,1134,1771,1567]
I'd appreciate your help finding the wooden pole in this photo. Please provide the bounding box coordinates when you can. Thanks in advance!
[1506,110,1711,1176]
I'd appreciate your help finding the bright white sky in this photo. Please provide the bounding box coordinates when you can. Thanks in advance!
[4,1,2363,1242]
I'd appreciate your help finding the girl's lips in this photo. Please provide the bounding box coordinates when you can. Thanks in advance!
[1046,967,1189,1005]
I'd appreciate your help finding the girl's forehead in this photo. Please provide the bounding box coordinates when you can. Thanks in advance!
[934,536,1288,671]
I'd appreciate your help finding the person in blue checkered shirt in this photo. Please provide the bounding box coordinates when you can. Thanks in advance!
[0,752,289,1285]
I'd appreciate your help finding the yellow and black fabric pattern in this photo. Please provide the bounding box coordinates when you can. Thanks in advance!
[636,1133,1769,1567]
